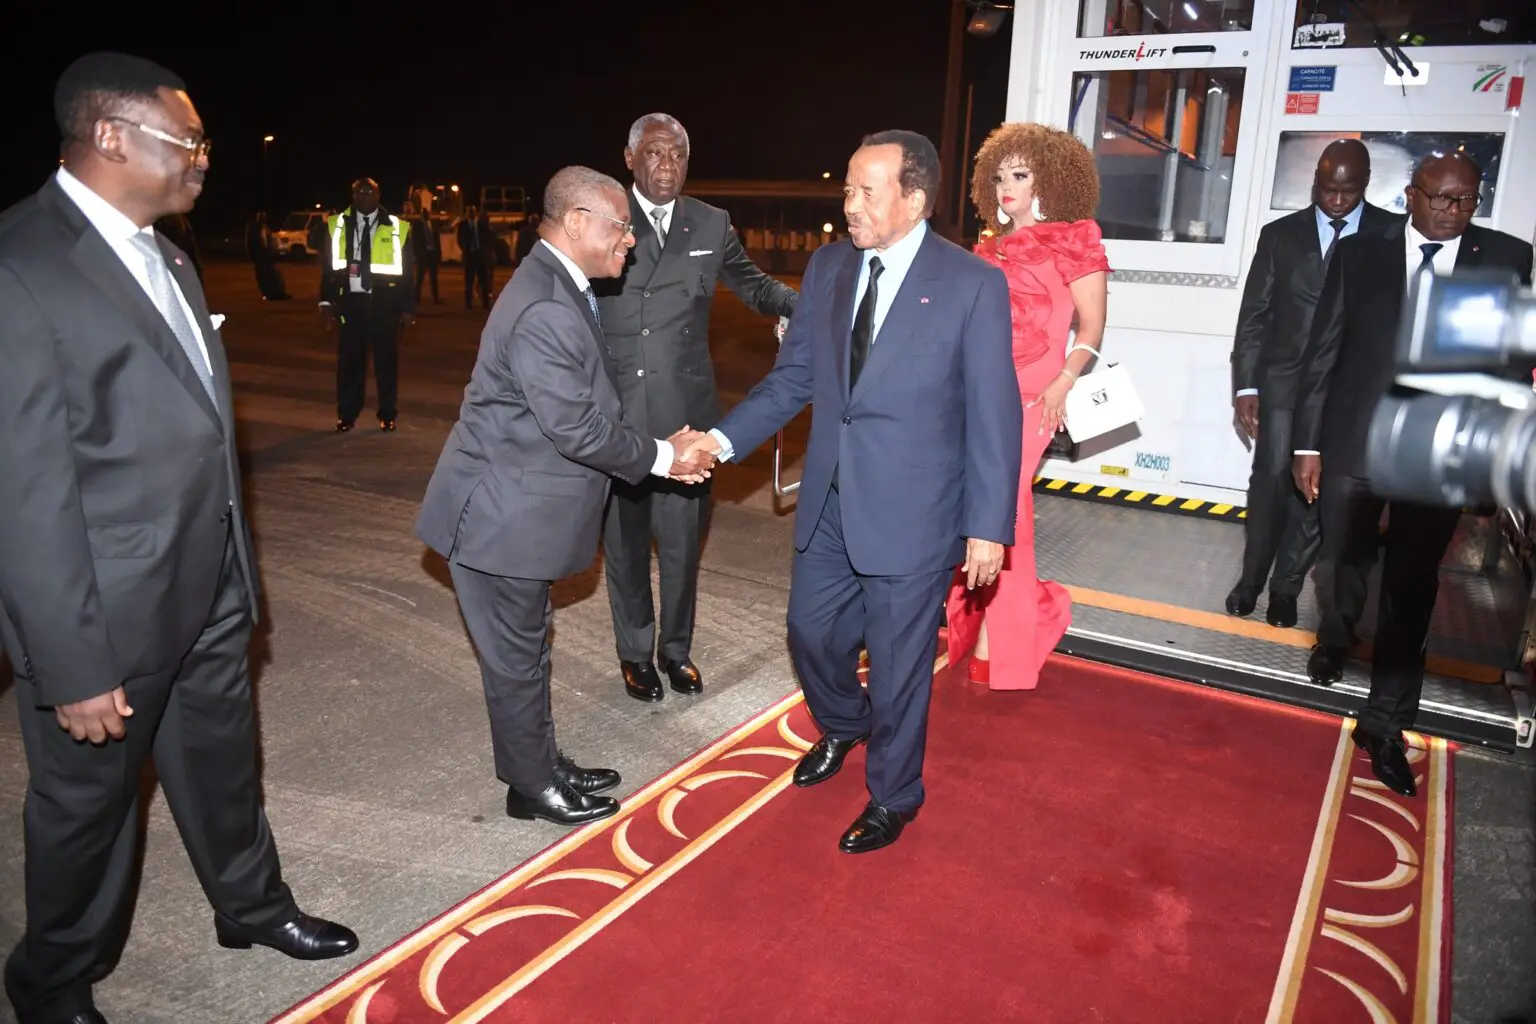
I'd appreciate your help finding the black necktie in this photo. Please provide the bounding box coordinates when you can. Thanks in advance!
[1323,217,1347,262]
[1417,241,1443,277]
[849,256,884,390]
[358,214,373,291]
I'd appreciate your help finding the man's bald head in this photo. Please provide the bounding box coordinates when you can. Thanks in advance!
[1314,139,1370,220]
[1407,151,1482,241]
[351,177,380,215]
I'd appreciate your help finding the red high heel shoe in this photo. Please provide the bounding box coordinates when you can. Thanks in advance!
[968,656,990,683]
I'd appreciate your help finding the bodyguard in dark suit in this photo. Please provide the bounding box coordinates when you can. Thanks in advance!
[1293,151,1534,795]
[456,204,494,310]
[595,113,798,703]
[0,53,355,1024]
[416,166,714,827]
[1227,140,1400,627]
[691,132,1021,853]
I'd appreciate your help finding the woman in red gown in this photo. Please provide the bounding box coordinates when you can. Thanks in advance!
[946,123,1110,689]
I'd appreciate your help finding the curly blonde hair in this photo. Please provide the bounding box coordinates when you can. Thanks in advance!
[970,123,1100,234]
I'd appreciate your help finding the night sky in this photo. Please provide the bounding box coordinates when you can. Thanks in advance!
[4,1,1014,236]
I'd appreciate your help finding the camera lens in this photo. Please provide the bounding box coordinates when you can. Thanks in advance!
[1367,392,1512,507]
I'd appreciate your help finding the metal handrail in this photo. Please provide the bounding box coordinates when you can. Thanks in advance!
[769,316,801,498]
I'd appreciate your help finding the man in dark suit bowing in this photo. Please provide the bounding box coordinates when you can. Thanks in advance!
[0,53,356,1024]
[595,113,798,703]
[1227,140,1401,628]
[1293,151,1534,794]
[416,166,714,827]
[686,131,1021,853]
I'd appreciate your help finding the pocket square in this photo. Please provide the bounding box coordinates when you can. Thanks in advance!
[689,249,714,257]
[209,314,226,330]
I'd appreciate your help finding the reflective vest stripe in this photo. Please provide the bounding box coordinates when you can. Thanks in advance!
[329,213,407,276]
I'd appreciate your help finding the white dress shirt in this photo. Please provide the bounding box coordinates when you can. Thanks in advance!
[540,241,673,477]
[709,221,930,461]
[349,209,379,293]
[632,185,675,241]
[54,167,213,374]
[1293,223,1463,457]
[1235,204,1365,400]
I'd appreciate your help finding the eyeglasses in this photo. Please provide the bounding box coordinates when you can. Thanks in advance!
[104,117,212,161]
[1410,186,1478,213]
[575,207,633,235]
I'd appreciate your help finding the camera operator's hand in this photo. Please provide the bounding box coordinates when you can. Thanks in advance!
[1293,454,1321,504]
[1234,395,1259,440]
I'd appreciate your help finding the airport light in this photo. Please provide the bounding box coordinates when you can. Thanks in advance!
[821,171,831,179]
[822,222,834,233]
[263,135,274,143]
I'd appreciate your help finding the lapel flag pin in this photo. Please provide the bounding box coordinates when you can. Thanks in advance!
[174,257,183,265]
[920,297,930,303]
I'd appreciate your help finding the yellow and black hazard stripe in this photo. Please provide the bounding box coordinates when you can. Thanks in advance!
[1032,476,1247,521]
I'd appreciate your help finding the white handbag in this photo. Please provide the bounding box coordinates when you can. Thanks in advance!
[1061,349,1145,443]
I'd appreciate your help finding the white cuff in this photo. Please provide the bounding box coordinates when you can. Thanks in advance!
[1293,450,1320,456]
[650,439,674,477]
[707,428,735,463]
[1234,389,1258,397]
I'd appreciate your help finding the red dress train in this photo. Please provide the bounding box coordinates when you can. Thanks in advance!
[945,220,1111,690]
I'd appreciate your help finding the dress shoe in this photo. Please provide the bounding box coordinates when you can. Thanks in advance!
[1351,727,1417,797]
[838,802,916,854]
[1225,585,1259,618]
[67,1013,109,1024]
[658,656,703,695]
[621,660,664,702]
[1307,644,1347,685]
[379,418,397,432]
[215,911,359,960]
[506,779,619,826]
[1265,594,1299,629]
[335,420,353,433]
[553,752,621,795]
[793,734,867,788]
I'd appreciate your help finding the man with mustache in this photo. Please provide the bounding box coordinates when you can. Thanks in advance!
[595,113,798,703]
[416,166,715,826]
[686,131,1021,852]
[0,52,357,1024]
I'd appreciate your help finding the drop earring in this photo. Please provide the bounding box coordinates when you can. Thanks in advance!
[1030,196,1044,222]
[996,205,1011,225]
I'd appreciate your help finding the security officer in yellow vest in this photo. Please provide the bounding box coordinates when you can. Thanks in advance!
[320,178,415,431]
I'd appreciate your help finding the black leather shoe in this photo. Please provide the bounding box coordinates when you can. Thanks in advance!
[553,752,621,795]
[68,1013,109,1024]
[838,802,916,854]
[506,779,619,826]
[1351,727,1417,797]
[658,656,703,695]
[621,660,664,703]
[1225,586,1259,618]
[335,420,353,433]
[1265,594,1299,629]
[793,734,867,788]
[215,911,358,960]
[1307,644,1347,685]
[379,419,396,432]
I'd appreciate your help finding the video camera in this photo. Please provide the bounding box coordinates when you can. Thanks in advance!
[1367,270,1536,512]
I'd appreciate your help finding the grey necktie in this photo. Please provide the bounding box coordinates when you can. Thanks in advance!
[129,233,216,406]
[584,286,601,327]
[651,208,667,248]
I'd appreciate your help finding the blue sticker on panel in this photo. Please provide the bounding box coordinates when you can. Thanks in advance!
[1288,66,1337,92]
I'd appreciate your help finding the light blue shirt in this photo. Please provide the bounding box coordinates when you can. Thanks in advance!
[1235,203,1366,399]
[710,221,930,461]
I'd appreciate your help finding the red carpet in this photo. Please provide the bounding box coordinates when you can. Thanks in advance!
[276,646,1452,1023]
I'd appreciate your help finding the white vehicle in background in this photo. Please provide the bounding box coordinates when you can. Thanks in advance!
[271,208,331,258]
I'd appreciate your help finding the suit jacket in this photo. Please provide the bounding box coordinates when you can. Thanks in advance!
[457,215,495,258]
[0,178,259,706]
[593,194,797,436]
[318,205,416,314]
[1231,201,1402,409]
[714,226,1022,576]
[1294,220,1535,476]
[415,243,657,580]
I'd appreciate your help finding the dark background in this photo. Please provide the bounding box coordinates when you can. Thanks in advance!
[1,0,1014,242]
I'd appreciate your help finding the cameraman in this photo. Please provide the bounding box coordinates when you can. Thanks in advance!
[1291,151,1533,796]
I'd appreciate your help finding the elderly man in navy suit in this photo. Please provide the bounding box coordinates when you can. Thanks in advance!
[687,130,1021,852]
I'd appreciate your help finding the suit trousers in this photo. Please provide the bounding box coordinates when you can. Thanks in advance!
[5,532,296,1023]
[336,291,400,425]
[1316,473,1462,736]
[1237,406,1321,598]
[414,253,440,304]
[786,487,950,813]
[463,253,493,309]
[603,477,711,664]
[448,562,559,794]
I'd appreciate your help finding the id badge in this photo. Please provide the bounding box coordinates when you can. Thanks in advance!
[348,262,361,278]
